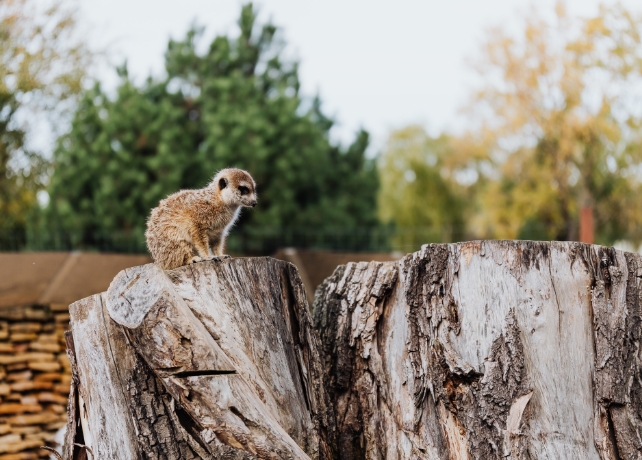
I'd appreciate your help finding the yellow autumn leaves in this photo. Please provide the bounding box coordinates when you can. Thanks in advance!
[379,2,642,248]
[0,0,90,234]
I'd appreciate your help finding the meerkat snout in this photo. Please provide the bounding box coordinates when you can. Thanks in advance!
[145,168,257,270]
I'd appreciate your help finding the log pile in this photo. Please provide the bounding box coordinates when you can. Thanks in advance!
[0,305,71,459]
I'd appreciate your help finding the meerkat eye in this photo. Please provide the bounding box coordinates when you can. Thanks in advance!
[238,186,249,195]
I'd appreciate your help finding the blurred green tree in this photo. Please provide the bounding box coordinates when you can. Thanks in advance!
[43,4,378,250]
[378,126,468,251]
[465,1,642,245]
[0,0,89,241]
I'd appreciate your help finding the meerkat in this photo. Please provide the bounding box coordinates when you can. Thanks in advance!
[145,168,257,270]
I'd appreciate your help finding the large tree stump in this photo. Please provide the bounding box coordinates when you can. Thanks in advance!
[312,241,642,459]
[64,242,642,459]
[64,258,335,459]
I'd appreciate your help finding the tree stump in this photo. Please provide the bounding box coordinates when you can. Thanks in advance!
[64,242,642,459]
[64,258,335,459]
[312,241,642,459]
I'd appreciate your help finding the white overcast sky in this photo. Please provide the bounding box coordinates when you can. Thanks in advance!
[77,0,642,150]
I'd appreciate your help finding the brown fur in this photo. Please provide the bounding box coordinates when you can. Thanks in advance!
[145,168,257,270]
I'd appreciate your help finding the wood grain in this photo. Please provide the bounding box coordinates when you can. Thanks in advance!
[313,241,642,459]
[66,258,335,459]
[65,243,642,459]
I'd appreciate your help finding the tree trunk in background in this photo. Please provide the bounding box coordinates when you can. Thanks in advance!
[580,205,595,243]
[312,241,642,459]
[64,258,336,459]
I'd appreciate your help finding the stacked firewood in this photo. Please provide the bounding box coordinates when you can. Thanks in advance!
[0,305,70,459]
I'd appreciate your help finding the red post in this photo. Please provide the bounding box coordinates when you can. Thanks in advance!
[579,206,594,244]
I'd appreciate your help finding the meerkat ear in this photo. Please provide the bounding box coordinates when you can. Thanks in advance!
[218,178,228,190]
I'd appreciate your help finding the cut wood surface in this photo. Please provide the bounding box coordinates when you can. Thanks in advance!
[66,257,335,459]
[313,241,642,459]
[64,242,642,459]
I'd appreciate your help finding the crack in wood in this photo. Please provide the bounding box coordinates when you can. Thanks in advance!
[173,369,237,377]
[606,404,623,460]
[70,258,335,459]
[67,245,642,459]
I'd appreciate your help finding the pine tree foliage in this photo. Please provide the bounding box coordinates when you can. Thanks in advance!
[44,4,378,248]
[465,2,642,244]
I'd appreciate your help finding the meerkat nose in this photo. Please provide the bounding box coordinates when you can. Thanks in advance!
[252,200,257,207]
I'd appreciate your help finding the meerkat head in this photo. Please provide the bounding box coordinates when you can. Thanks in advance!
[212,168,258,208]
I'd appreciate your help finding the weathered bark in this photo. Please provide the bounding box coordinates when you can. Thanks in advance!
[64,243,642,459]
[312,241,642,459]
[64,257,336,459]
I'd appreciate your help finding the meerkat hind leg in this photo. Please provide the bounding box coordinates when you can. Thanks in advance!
[154,238,198,270]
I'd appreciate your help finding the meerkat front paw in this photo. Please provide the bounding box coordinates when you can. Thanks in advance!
[190,256,203,264]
